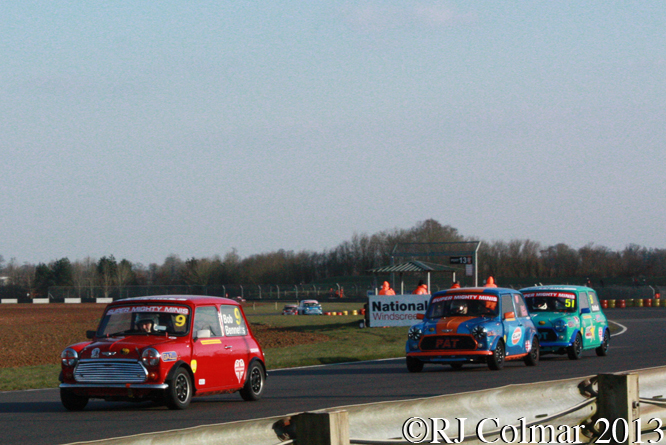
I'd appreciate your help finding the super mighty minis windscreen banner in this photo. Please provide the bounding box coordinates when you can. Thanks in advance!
[367,294,430,327]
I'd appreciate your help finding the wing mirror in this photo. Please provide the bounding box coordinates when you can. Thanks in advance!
[416,313,425,320]
[195,329,211,341]
[86,330,96,339]
[503,311,515,320]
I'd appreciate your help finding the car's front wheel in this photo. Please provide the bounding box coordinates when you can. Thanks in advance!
[60,389,89,411]
[488,340,505,370]
[166,368,193,410]
[239,361,265,401]
[406,356,424,373]
[567,333,583,360]
[596,330,610,356]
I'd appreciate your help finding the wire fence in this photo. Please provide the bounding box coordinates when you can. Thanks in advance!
[5,282,662,304]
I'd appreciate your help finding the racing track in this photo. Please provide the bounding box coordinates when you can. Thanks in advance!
[2,308,664,445]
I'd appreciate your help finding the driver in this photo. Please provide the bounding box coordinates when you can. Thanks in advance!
[137,319,154,333]
[455,302,468,315]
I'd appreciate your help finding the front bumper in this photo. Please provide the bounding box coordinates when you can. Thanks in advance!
[407,350,493,364]
[60,383,168,389]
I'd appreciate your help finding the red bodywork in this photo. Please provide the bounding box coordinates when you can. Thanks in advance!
[59,295,265,405]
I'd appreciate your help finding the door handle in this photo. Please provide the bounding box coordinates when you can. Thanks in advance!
[224,345,232,350]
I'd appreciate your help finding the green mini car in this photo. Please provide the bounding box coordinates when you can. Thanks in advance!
[520,285,609,359]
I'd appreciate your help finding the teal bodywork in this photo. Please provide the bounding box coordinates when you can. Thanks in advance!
[520,285,610,359]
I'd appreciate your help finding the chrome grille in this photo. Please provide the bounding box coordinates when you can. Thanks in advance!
[74,359,148,383]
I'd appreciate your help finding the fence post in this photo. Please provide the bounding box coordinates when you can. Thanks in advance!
[596,373,639,445]
[294,411,350,445]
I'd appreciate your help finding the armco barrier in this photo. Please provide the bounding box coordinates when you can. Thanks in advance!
[64,366,666,445]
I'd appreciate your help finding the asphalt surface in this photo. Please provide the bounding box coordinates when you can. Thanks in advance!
[2,308,664,445]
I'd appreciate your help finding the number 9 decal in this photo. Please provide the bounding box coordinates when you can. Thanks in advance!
[175,314,186,327]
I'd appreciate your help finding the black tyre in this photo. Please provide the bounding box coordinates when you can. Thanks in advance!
[239,361,265,401]
[567,333,584,360]
[166,368,193,410]
[60,389,89,411]
[596,330,610,357]
[488,340,505,371]
[450,363,464,370]
[406,356,424,373]
[523,337,539,366]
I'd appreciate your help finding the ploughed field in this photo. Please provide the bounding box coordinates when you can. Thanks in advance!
[0,303,329,368]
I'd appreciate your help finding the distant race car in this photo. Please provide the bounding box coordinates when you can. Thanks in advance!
[297,300,323,315]
[282,304,298,315]
[520,285,609,359]
[405,287,539,372]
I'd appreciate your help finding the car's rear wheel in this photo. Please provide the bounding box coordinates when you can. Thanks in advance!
[406,356,424,373]
[166,368,192,410]
[523,337,539,366]
[488,340,505,370]
[596,330,610,356]
[567,333,583,360]
[60,389,89,411]
[240,361,265,401]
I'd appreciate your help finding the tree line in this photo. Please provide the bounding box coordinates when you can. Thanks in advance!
[1,219,665,298]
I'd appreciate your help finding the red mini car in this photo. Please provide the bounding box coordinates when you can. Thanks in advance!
[59,295,266,410]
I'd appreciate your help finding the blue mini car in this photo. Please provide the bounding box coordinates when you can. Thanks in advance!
[405,287,539,371]
[297,300,323,315]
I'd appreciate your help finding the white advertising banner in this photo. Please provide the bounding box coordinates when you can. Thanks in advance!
[367,294,430,327]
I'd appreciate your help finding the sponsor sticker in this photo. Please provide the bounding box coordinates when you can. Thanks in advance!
[431,294,498,304]
[91,348,100,359]
[235,359,245,383]
[191,359,198,373]
[524,339,532,353]
[162,351,177,362]
[121,348,130,355]
[201,339,222,345]
[511,327,522,345]
[198,379,205,385]
[106,305,189,315]
[598,327,604,340]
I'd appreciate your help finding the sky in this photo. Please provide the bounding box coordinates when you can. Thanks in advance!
[2,1,665,266]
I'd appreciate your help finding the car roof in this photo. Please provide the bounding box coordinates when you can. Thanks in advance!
[519,285,593,293]
[300,300,319,303]
[431,287,520,298]
[111,295,239,306]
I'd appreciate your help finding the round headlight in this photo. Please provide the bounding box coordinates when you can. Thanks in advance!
[408,326,422,341]
[553,319,567,332]
[141,348,161,367]
[471,325,487,340]
[61,348,78,367]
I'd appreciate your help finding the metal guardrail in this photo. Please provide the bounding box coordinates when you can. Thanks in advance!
[64,365,666,445]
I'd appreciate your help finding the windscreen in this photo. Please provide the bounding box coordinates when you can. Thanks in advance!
[426,294,499,319]
[523,291,577,313]
[97,305,191,336]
